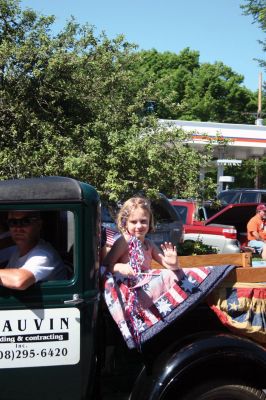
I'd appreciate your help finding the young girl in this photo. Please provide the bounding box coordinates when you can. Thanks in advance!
[102,197,233,350]
[103,197,179,275]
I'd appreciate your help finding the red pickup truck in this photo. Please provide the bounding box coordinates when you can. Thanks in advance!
[171,199,241,253]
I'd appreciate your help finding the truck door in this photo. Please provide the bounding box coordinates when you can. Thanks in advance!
[0,204,100,400]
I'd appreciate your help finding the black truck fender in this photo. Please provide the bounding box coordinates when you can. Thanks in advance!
[129,332,266,400]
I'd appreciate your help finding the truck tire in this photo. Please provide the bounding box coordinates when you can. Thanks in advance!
[178,380,266,400]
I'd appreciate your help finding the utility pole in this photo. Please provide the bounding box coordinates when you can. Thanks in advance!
[256,72,263,126]
[255,72,263,188]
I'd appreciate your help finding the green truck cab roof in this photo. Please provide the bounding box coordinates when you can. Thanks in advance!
[0,176,98,203]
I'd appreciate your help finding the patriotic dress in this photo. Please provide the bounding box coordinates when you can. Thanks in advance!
[102,236,234,349]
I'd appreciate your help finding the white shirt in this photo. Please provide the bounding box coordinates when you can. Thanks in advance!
[7,239,67,282]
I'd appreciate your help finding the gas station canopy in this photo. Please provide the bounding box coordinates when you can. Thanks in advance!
[160,119,266,160]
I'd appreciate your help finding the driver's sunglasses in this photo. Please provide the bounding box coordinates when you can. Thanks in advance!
[7,217,40,228]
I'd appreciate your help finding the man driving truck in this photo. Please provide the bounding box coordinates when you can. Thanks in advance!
[0,210,66,290]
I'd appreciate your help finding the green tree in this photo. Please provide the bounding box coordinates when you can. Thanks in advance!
[180,62,256,123]
[0,0,218,201]
[102,122,216,201]
[223,158,266,189]
[131,48,257,122]
[130,48,200,119]
[241,0,266,71]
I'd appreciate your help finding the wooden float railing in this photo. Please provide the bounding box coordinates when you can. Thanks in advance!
[151,252,266,283]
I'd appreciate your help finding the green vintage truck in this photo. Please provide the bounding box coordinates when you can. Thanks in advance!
[0,176,264,400]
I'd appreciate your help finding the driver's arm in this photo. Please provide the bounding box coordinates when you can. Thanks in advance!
[0,268,35,290]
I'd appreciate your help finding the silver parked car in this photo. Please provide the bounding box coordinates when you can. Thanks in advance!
[217,188,266,206]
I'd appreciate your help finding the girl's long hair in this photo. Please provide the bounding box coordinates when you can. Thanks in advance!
[117,197,154,233]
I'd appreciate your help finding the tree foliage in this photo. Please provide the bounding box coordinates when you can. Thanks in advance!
[241,1,266,73]
[1,0,264,201]
[0,0,219,201]
[129,48,257,123]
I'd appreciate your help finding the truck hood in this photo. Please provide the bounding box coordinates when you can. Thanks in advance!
[204,203,258,232]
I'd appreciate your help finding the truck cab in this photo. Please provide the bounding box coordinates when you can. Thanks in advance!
[0,176,100,400]
[0,177,265,400]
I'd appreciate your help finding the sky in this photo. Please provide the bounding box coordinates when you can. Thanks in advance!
[20,0,265,92]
